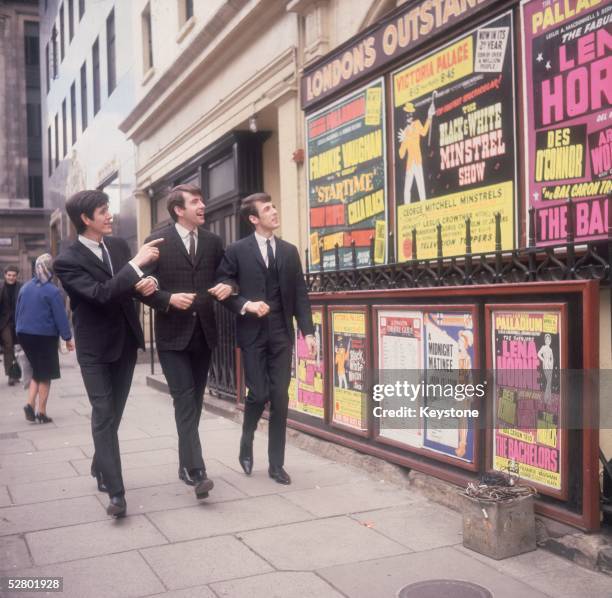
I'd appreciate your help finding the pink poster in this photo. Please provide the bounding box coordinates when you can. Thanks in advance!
[521,0,611,245]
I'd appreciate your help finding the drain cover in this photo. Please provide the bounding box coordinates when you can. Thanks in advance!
[398,580,493,598]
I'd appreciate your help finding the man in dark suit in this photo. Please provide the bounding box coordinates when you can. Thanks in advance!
[54,190,162,518]
[216,192,315,485]
[142,184,232,500]
[0,265,22,385]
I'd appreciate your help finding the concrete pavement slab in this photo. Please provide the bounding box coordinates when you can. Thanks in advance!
[0,446,87,468]
[147,494,313,542]
[282,480,420,517]
[79,435,177,457]
[10,551,165,598]
[141,535,272,589]
[0,460,77,485]
[102,478,247,515]
[351,503,463,551]
[0,534,32,571]
[240,516,409,570]
[9,474,99,504]
[523,566,612,598]
[317,547,550,598]
[0,437,35,455]
[0,485,11,506]
[0,495,106,535]
[26,514,168,565]
[70,447,178,475]
[211,571,345,598]
[141,587,217,598]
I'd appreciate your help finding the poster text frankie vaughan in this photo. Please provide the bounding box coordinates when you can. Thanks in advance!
[303,0,492,106]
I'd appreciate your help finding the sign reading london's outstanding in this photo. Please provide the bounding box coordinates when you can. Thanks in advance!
[392,12,517,260]
[522,0,611,245]
[307,80,387,270]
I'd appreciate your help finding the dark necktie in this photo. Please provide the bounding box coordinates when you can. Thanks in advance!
[266,239,275,270]
[99,243,113,275]
[189,231,196,263]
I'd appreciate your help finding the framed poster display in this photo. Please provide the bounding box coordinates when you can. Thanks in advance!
[486,303,569,499]
[329,306,370,436]
[306,78,388,270]
[521,0,610,245]
[373,305,480,471]
[391,11,517,260]
[289,307,326,420]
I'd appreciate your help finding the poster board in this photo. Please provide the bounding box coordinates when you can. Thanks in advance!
[521,0,611,245]
[486,303,568,498]
[329,306,370,436]
[306,78,388,270]
[392,11,517,260]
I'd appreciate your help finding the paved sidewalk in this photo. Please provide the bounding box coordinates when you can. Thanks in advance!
[1,352,610,598]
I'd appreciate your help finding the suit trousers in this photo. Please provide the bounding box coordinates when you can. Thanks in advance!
[80,332,138,497]
[241,312,293,467]
[1,324,15,377]
[158,325,211,473]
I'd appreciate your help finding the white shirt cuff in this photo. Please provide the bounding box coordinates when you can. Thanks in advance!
[240,301,251,316]
[128,260,144,277]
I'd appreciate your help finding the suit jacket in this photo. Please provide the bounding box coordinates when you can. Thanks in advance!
[0,281,21,330]
[53,236,145,365]
[142,224,225,351]
[216,233,314,348]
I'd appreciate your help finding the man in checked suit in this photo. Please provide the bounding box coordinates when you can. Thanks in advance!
[54,190,163,518]
[143,184,232,500]
[216,192,315,485]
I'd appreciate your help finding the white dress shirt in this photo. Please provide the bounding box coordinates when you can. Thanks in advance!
[78,234,143,277]
[175,222,198,254]
[253,231,276,266]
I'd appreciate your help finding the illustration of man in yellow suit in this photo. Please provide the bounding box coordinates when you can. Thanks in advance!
[335,338,348,389]
[398,101,435,203]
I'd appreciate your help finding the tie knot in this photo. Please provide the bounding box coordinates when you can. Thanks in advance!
[99,242,104,249]
[266,239,271,246]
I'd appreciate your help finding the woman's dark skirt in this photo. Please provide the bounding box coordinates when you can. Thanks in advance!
[18,333,60,381]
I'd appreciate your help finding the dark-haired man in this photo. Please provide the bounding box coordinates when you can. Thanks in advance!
[54,190,163,518]
[0,265,21,385]
[216,192,315,485]
[143,184,232,500]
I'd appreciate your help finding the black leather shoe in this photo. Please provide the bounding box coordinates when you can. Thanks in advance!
[194,473,214,499]
[23,404,35,422]
[106,495,126,518]
[239,438,253,475]
[178,467,197,486]
[268,465,291,485]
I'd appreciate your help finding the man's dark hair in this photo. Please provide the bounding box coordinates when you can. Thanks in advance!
[166,184,203,222]
[240,192,271,226]
[4,265,19,274]
[65,190,109,234]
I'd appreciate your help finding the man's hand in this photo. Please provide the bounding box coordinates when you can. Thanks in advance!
[208,283,232,301]
[133,238,164,267]
[169,293,196,310]
[245,301,270,318]
[134,278,156,297]
[66,339,75,352]
[305,334,316,357]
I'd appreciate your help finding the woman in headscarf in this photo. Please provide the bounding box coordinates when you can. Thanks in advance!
[15,253,74,423]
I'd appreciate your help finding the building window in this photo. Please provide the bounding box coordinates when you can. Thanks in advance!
[29,176,43,208]
[59,4,65,61]
[80,61,87,131]
[92,37,100,115]
[106,9,116,95]
[78,0,85,20]
[142,4,153,73]
[45,43,50,91]
[51,25,58,78]
[70,82,77,144]
[179,0,194,26]
[68,0,74,42]
[47,126,52,175]
[54,114,59,167]
[62,99,67,157]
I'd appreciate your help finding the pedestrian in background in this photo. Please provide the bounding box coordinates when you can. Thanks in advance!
[0,265,22,385]
[16,253,74,423]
